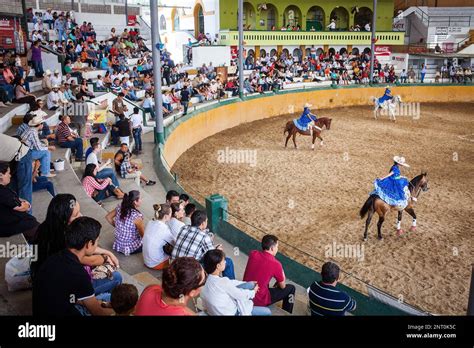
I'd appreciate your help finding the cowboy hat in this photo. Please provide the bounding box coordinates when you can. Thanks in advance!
[45,69,51,76]
[54,69,60,74]
[28,115,43,127]
[304,103,312,108]
[393,156,409,167]
[52,84,60,89]
[0,134,30,161]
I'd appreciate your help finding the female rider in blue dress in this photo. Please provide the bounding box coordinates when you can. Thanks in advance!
[378,86,393,108]
[372,156,413,209]
[293,103,320,137]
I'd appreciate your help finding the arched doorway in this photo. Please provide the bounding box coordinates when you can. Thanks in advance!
[282,48,289,58]
[194,3,205,38]
[363,47,371,54]
[293,48,302,62]
[330,7,349,30]
[243,2,256,30]
[306,6,325,31]
[339,47,347,55]
[261,4,278,30]
[316,48,324,56]
[171,8,180,31]
[270,49,277,57]
[351,47,359,55]
[159,15,166,31]
[283,5,302,29]
[354,7,373,30]
[260,49,267,58]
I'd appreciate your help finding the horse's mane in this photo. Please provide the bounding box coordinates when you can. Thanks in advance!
[410,174,425,189]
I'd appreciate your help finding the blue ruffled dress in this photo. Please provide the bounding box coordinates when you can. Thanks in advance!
[294,108,317,131]
[371,165,410,208]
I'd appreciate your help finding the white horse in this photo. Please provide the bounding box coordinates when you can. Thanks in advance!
[371,95,402,121]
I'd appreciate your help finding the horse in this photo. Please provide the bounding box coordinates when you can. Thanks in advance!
[284,117,332,150]
[371,95,402,121]
[359,172,429,241]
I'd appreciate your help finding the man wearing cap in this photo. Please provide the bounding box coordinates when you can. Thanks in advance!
[42,70,53,93]
[47,85,63,110]
[21,115,56,178]
[50,69,62,86]
[294,103,321,137]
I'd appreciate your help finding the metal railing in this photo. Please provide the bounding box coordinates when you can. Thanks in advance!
[413,6,472,27]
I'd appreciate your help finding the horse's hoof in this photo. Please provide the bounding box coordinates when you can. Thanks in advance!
[409,226,416,232]
[396,229,404,236]
[377,236,383,241]
[363,237,367,242]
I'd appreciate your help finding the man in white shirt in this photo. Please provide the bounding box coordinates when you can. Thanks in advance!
[130,107,143,154]
[47,85,63,110]
[50,69,62,86]
[327,19,336,31]
[86,142,120,188]
[365,22,371,31]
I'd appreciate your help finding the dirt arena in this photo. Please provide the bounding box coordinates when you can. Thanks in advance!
[172,102,474,315]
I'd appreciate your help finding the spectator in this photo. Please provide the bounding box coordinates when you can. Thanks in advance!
[85,137,99,160]
[112,92,128,118]
[400,69,407,83]
[142,92,155,119]
[14,77,36,108]
[20,115,56,178]
[327,19,336,31]
[183,203,196,226]
[32,159,56,197]
[47,84,66,110]
[167,201,185,239]
[166,190,180,204]
[171,210,235,279]
[31,40,44,78]
[114,114,131,147]
[86,142,121,189]
[364,22,371,31]
[33,217,115,316]
[82,163,124,203]
[0,64,14,102]
[41,69,52,93]
[135,257,206,316]
[243,234,296,314]
[130,107,143,154]
[180,84,190,115]
[201,249,272,316]
[110,284,139,316]
[50,69,62,86]
[106,190,145,255]
[408,67,416,83]
[56,115,84,161]
[420,63,426,83]
[118,149,155,187]
[308,261,357,316]
[179,193,190,206]
[0,161,38,242]
[143,203,175,270]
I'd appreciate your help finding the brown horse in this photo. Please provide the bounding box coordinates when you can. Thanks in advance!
[284,117,332,150]
[359,172,429,241]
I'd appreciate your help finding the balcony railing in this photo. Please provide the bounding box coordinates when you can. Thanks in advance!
[219,30,405,46]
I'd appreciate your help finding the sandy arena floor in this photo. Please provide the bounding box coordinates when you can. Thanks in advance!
[172,102,474,315]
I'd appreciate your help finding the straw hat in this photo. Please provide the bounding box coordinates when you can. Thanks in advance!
[45,69,51,76]
[304,103,312,108]
[54,69,60,74]
[393,156,409,167]
[52,84,60,89]
[28,115,43,127]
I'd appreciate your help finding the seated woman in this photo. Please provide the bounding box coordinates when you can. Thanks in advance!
[13,77,36,108]
[135,257,206,316]
[30,193,122,296]
[106,190,144,255]
[167,202,185,239]
[0,161,39,243]
[143,204,174,270]
[200,249,271,316]
[82,163,124,204]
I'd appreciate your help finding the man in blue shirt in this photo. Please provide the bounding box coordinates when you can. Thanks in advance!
[308,262,357,316]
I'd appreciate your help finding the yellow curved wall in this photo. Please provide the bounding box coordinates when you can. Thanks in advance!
[164,86,474,167]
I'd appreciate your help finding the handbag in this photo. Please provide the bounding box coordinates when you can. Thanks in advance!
[5,246,34,291]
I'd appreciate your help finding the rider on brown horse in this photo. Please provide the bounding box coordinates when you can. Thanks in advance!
[294,103,321,138]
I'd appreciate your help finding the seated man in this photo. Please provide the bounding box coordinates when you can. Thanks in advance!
[114,143,155,187]
[308,262,357,316]
[171,210,235,280]
[56,115,84,161]
[32,217,115,316]
[243,234,296,314]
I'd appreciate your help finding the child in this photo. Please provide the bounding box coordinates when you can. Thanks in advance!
[110,284,139,316]
[183,203,196,226]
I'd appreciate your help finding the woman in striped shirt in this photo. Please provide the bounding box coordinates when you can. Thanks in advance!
[82,163,123,204]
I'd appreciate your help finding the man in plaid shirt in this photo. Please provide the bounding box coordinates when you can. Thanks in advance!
[171,210,235,279]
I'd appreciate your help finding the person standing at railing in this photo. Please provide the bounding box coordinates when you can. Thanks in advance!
[31,40,44,78]
[43,8,54,30]
[54,14,67,42]
[420,63,427,83]
[327,19,336,31]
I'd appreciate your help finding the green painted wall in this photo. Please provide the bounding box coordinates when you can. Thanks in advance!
[219,0,395,32]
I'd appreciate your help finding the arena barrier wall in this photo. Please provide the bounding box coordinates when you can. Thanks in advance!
[154,84,474,315]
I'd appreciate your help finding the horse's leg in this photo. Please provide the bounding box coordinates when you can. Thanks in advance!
[311,129,316,150]
[396,210,404,236]
[318,134,324,146]
[292,132,297,149]
[405,207,417,232]
[377,214,385,240]
[285,132,291,148]
[363,205,375,242]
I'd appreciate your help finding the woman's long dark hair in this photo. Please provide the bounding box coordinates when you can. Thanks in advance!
[120,190,140,221]
[30,194,77,279]
[82,163,97,180]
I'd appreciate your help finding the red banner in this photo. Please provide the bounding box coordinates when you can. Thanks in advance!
[375,46,391,56]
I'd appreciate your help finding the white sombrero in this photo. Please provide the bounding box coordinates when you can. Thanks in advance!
[304,103,312,108]
[393,156,409,167]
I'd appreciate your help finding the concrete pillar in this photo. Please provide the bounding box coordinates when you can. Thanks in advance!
[205,194,228,234]
[255,45,260,59]
[300,44,306,59]
[277,45,283,56]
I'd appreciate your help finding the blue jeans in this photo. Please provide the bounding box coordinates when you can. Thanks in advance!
[32,60,44,78]
[0,84,14,101]
[31,149,51,176]
[163,103,172,112]
[144,107,155,119]
[132,127,142,151]
[92,271,122,295]
[96,168,120,188]
[222,257,235,280]
[75,292,112,316]
[15,149,33,210]
[93,184,116,202]
[421,72,426,83]
[59,138,83,159]
[236,282,272,316]
[33,176,56,196]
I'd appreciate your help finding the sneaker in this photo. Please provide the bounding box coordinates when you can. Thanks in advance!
[0,102,6,108]
[75,158,85,162]
[5,101,12,105]
[43,173,57,178]
[146,180,156,186]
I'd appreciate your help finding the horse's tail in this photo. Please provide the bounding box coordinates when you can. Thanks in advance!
[360,194,377,219]
[284,121,292,135]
